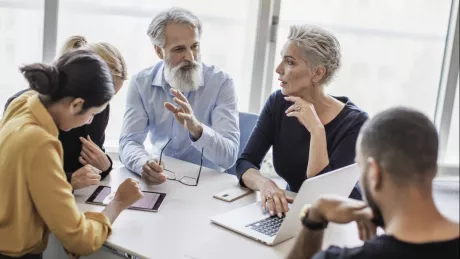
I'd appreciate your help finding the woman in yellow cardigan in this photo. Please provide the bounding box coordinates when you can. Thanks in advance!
[0,49,142,258]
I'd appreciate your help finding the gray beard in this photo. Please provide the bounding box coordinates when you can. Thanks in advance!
[164,60,202,92]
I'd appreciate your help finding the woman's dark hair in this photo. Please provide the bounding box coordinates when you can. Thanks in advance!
[20,49,114,111]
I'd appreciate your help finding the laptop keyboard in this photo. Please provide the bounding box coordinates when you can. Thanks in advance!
[246,215,285,237]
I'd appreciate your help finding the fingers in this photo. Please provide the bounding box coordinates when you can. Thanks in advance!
[164,102,178,113]
[143,162,162,176]
[272,195,284,218]
[171,88,187,102]
[88,172,101,180]
[363,220,377,240]
[266,197,275,216]
[260,180,290,217]
[124,178,141,186]
[123,178,142,191]
[173,97,191,114]
[285,111,299,118]
[86,178,100,185]
[353,206,374,220]
[280,195,290,214]
[141,171,155,184]
[116,178,143,207]
[80,150,91,163]
[164,102,187,122]
[357,221,365,241]
[81,144,93,155]
[286,196,295,204]
[84,164,101,174]
[177,112,193,121]
[285,104,299,114]
[142,163,166,185]
[357,220,375,241]
[78,156,88,165]
[121,178,139,189]
[270,192,290,217]
[79,137,98,153]
[83,166,101,185]
[141,171,166,185]
[147,160,164,172]
[368,221,377,237]
[260,192,267,212]
[72,166,101,188]
[165,98,194,124]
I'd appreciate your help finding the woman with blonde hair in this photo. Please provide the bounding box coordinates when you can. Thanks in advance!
[5,36,128,190]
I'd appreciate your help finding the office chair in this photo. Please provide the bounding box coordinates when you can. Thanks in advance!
[226,112,258,175]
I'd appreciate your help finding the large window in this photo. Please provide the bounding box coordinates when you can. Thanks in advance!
[0,0,44,114]
[0,0,457,167]
[445,76,459,165]
[271,0,452,118]
[57,0,258,147]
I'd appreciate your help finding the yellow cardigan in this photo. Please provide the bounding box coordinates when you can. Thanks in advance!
[0,91,111,256]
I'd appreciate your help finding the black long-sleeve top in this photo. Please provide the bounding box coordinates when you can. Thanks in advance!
[236,90,368,199]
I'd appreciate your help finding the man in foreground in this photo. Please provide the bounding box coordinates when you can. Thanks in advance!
[287,107,459,259]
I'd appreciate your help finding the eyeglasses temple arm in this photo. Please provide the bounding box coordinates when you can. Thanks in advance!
[159,138,173,165]
[195,148,204,186]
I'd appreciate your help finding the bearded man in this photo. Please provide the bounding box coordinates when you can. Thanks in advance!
[286,107,459,259]
[119,8,240,184]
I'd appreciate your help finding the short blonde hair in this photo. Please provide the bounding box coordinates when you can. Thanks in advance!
[60,35,127,80]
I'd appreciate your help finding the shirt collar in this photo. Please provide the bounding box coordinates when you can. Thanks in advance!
[27,94,59,137]
[151,63,164,87]
[151,62,205,93]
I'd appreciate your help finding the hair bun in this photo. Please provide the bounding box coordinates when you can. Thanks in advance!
[20,63,60,95]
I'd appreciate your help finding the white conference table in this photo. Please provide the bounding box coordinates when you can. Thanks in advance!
[45,156,365,259]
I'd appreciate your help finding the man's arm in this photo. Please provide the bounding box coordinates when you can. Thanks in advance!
[287,196,376,259]
[190,78,240,169]
[119,78,150,175]
[287,206,326,259]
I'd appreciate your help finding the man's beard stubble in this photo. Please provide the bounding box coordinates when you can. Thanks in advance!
[362,172,386,228]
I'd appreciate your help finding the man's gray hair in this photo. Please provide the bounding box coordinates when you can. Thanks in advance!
[147,7,202,48]
[287,25,341,85]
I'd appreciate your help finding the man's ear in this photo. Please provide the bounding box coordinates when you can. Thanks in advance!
[155,45,164,60]
[70,98,85,115]
[367,157,382,191]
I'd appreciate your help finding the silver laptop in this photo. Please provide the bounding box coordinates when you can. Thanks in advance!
[210,164,360,246]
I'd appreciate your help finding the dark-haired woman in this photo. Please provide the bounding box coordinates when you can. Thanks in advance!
[0,49,142,258]
[5,35,128,190]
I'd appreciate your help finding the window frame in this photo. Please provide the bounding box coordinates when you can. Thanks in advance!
[37,0,458,171]
[434,0,459,164]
